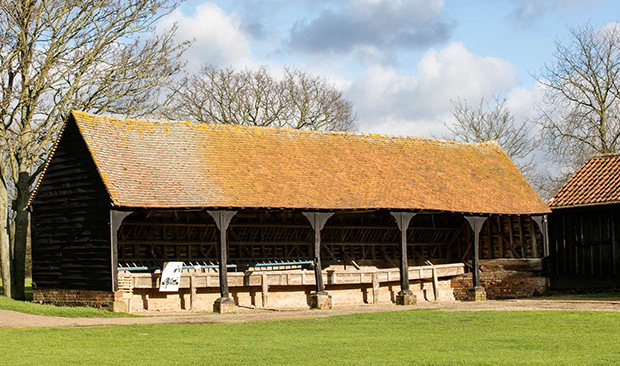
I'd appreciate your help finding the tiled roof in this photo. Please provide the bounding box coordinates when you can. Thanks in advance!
[34,111,549,214]
[550,154,620,209]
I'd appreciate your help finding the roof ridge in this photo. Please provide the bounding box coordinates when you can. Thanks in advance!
[71,110,502,149]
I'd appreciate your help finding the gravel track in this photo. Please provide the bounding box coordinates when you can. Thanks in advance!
[2,296,620,328]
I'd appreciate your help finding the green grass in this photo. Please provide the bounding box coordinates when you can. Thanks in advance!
[1,310,620,365]
[0,278,131,318]
[0,295,132,318]
[0,277,33,300]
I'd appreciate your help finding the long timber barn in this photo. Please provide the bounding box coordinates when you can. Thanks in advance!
[29,111,550,312]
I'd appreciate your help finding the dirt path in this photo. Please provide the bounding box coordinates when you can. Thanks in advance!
[2,297,620,328]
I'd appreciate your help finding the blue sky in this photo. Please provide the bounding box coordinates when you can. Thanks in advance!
[162,0,619,137]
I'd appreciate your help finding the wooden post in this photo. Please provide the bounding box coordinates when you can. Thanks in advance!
[612,211,617,275]
[390,212,417,305]
[261,273,269,308]
[532,215,548,258]
[518,216,525,258]
[464,215,488,301]
[529,219,539,258]
[190,275,196,311]
[508,216,516,258]
[487,218,493,258]
[303,212,333,309]
[207,210,237,313]
[110,210,133,292]
[431,266,439,301]
[497,217,504,258]
[599,217,604,276]
[372,272,379,304]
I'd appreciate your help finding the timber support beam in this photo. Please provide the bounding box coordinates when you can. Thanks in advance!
[303,211,334,309]
[208,210,238,313]
[110,210,133,292]
[532,215,549,257]
[464,215,488,301]
[390,211,417,305]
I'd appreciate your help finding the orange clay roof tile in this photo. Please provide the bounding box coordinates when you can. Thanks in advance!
[550,153,620,209]
[37,110,549,214]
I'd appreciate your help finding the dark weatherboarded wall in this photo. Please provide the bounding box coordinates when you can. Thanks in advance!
[549,205,620,288]
[31,118,112,291]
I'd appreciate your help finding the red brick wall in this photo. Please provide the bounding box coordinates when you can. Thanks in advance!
[33,289,114,309]
[452,271,549,300]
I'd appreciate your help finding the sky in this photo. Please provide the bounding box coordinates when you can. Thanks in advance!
[158,0,620,138]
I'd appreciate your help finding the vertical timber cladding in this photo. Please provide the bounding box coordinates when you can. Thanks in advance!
[30,119,112,291]
[549,205,620,288]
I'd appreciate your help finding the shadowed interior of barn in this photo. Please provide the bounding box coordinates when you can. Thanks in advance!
[117,210,543,270]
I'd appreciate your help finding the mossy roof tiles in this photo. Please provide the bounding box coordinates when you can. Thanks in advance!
[33,111,549,214]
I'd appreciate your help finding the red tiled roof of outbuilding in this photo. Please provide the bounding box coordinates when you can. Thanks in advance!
[30,111,550,215]
[550,153,620,209]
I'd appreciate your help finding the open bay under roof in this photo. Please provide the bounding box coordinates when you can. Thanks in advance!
[31,111,549,215]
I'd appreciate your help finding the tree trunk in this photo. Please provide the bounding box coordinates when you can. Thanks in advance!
[0,180,11,298]
[11,171,30,300]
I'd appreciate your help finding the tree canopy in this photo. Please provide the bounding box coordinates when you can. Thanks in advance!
[0,0,189,299]
[166,65,357,131]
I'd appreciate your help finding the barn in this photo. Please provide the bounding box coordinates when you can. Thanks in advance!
[548,154,620,288]
[29,111,550,312]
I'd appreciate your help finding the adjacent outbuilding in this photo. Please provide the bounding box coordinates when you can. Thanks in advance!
[29,111,550,312]
[548,154,620,288]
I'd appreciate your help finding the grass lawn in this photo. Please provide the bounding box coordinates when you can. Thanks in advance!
[0,278,131,318]
[1,310,619,365]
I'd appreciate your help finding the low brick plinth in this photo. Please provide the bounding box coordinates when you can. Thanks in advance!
[467,286,487,301]
[395,290,417,305]
[309,292,333,309]
[213,297,236,313]
[33,288,114,309]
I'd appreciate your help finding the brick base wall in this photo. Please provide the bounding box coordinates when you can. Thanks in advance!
[452,272,549,300]
[33,288,114,309]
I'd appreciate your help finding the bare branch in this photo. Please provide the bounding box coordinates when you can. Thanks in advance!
[164,65,357,132]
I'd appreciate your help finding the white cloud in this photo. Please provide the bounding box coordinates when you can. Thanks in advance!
[159,3,252,70]
[505,83,544,124]
[346,42,518,137]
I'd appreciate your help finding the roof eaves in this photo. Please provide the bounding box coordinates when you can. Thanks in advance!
[550,200,620,210]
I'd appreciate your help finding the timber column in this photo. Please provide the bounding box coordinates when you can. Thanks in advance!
[110,210,133,292]
[532,215,549,257]
[390,212,417,305]
[464,215,488,301]
[110,210,133,313]
[303,212,334,309]
[208,210,238,313]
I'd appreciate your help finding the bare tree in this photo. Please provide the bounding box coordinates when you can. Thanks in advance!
[536,23,620,172]
[0,0,189,299]
[442,96,536,175]
[166,65,357,131]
